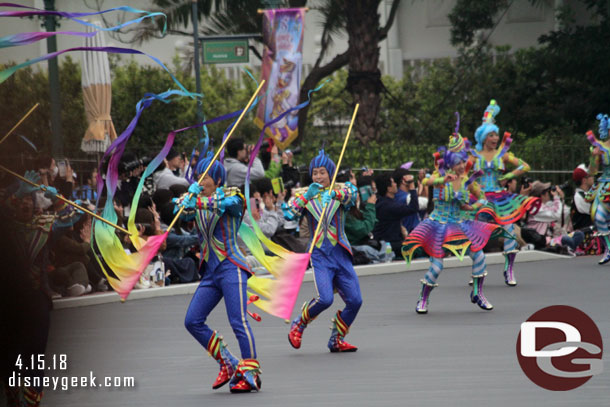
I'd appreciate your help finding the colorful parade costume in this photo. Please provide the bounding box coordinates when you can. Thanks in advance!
[283,150,362,352]
[402,131,509,314]
[177,154,261,393]
[586,113,610,264]
[470,100,540,285]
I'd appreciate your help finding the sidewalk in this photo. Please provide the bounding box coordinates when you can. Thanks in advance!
[53,250,567,309]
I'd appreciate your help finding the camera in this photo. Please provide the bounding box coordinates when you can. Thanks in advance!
[56,159,68,178]
[284,146,301,155]
[521,176,532,189]
[121,156,151,174]
[551,181,570,192]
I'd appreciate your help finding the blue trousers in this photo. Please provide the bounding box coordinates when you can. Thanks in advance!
[307,244,363,326]
[184,259,256,359]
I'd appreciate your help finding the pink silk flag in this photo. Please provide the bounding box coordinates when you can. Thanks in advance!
[254,8,305,149]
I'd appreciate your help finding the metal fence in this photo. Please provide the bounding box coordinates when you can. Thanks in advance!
[296,143,588,185]
[1,143,587,190]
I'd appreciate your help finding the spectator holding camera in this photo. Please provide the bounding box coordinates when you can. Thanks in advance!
[225,138,265,187]
[572,165,594,230]
[393,166,424,233]
[243,178,285,238]
[35,154,74,210]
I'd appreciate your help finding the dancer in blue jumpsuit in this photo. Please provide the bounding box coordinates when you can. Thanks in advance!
[283,149,362,352]
[177,153,261,393]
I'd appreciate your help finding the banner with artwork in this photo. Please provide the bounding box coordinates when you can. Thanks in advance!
[254,8,305,149]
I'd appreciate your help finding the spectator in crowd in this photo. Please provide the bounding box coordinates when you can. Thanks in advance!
[259,142,282,179]
[48,205,92,296]
[416,168,429,198]
[279,149,302,235]
[372,172,419,258]
[393,167,423,234]
[153,148,189,190]
[505,175,532,196]
[344,183,388,263]
[35,154,74,210]
[134,206,167,288]
[522,181,583,254]
[572,165,595,230]
[243,178,285,238]
[73,167,98,203]
[225,138,265,187]
[115,152,146,207]
[281,149,301,192]
[158,202,199,284]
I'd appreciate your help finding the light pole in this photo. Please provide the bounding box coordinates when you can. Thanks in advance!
[191,0,204,140]
[43,0,63,157]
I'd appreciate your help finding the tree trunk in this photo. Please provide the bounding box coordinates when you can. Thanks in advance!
[344,0,382,145]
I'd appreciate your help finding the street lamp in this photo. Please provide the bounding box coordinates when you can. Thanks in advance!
[43,0,63,157]
[191,0,204,139]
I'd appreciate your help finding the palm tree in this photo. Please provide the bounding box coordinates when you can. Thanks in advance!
[105,0,401,145]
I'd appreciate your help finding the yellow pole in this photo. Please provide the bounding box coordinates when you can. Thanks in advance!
[166,80,266,232]
[0,164,131,235]
[307,104,359,254]
[0,103,40,146]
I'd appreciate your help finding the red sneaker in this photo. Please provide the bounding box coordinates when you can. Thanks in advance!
[288,317,306,349]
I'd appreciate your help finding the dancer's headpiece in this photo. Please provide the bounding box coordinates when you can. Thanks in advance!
[309,147,336,177]
[474,100,500,150]
[597,113,609,140]
[194,151,226,186]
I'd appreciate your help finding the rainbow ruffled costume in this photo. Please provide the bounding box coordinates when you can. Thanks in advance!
[471,100,539,286]
[283,149,362,353]
[586,113,610,264]
[402,124,509,313]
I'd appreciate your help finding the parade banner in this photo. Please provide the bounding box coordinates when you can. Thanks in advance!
[254,8,305,149]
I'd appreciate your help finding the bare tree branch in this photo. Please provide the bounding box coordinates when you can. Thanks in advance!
[379,0,401,40]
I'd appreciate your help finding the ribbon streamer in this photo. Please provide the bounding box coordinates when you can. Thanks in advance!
[0,3,167,34]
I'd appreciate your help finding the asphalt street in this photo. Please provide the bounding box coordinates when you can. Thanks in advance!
[41,256,610,407]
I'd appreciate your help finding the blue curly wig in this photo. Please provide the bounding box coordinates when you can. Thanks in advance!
[194,151,226,186]
[597,113,609,140]
[475,100,501,150]
[309,149,336,177]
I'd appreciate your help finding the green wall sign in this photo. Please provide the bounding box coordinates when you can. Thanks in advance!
[202,40,249,64]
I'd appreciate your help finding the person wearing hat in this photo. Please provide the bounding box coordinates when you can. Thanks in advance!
[586,113,610,264]
[283,149,362,353]
[402,129,508,314]
[572,165,594,230]
[471,100,540,286]
[175,151,262,393]
[152,148,190,191]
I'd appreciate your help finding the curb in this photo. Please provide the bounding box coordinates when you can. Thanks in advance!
[52,250,567,310]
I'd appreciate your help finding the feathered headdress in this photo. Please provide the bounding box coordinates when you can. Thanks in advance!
[597,113,609,140]
[475,100,500,151]
[309,148,336,178]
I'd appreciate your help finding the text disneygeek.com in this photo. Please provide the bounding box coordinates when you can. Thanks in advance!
[9,371,136,391]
